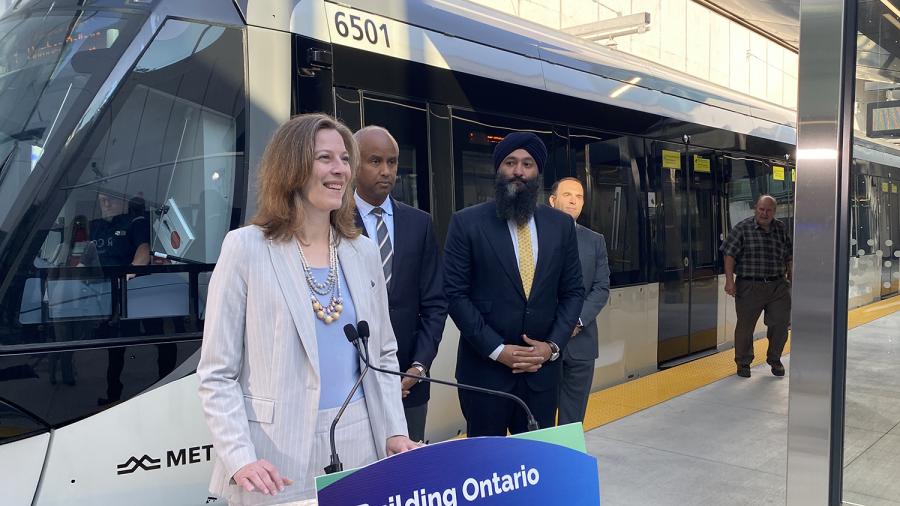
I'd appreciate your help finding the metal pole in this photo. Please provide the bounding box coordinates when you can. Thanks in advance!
[787,0,855,504]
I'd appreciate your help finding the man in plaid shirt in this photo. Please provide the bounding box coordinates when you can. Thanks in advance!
[721,195,793,378]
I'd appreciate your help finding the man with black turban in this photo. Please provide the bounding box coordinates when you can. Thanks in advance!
[443,132,584,436]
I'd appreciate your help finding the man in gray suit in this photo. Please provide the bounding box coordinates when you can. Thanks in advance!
[549,177,610,425]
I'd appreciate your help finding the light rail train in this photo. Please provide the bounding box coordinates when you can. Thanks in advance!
[0,0,898,504]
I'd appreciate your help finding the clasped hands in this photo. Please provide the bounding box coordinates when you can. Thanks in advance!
[497,335,552,374]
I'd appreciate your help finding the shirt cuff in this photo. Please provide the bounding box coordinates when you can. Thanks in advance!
[488,344,505,361]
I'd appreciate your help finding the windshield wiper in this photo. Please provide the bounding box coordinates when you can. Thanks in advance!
[0,144,15,185]
[9,128,46,141]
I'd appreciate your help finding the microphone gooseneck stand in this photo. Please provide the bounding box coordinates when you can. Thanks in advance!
[344,321,540,432]
[324,332,370,474]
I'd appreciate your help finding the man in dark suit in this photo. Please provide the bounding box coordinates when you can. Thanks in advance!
[548,177,610,425]
[443,132,584,436]
[353,126,448,442]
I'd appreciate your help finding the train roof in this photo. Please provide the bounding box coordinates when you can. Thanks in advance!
[236,0,900,166]
[240,0,796,139]
[352,0,796,125]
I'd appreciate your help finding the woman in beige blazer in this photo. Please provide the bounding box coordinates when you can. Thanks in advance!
[198,113,417,505]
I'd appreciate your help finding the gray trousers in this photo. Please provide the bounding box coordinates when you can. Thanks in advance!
[734,278,792,367]
[558,353,594,426]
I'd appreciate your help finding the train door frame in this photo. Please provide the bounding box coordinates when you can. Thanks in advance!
[888,177,900,295]
[652,137,720,365]
[875,175,899,298]
[685,144,721,357]
[333,85,454,241]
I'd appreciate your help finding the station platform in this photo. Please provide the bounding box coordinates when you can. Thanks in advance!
[583,299,900,506]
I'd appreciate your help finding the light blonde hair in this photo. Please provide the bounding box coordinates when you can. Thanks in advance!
[251,113,360,242]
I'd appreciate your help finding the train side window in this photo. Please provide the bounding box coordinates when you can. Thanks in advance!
[722,155,768,230]
[571,132,644,285]
[851,171,874,256]
[687,148,720,270]
[360,93,430,211]
[0,399,47,443]
[5,20,245,346]
[450,109,564,209]
[769,161,796,235]
[334,87,362,132]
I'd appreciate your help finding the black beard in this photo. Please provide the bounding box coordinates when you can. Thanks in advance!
[494,173,540,226]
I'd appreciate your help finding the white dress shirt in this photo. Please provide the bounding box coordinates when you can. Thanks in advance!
[354,191,395,245]
[489,216,538,360]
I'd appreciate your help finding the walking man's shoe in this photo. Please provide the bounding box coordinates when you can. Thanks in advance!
[769,360,785,377]
[737,366,751,378]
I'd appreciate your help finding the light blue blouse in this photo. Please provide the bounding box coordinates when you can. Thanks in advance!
[310,266,363,410]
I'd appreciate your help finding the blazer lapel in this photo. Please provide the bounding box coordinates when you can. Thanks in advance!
[354,209,367,237]
[533,206,555,294]
[266,239,319,377]
[482,209,526,300]
[337,239,373,327]
[576,225,594,286]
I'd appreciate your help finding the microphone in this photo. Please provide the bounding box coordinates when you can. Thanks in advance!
[324,327,370,474]
[346,321,540,432]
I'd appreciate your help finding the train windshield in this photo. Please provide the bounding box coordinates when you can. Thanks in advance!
[0,2,147,227]
[0,0,247,350]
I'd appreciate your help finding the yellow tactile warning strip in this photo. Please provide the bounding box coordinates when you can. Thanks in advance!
[847,297,900,329]
[582,337,783,431]
[582,296,900,432]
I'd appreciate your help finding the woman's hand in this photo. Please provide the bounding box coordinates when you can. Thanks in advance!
[386,435,424,456]
[234,459,293,495]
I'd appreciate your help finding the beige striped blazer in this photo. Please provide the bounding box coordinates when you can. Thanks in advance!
[197,225,407,505]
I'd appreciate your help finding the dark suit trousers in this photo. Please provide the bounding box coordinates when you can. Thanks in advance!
[458,376,558,436]
[404,403,427,442]
[734,279,792,367]
[558,352,594,425]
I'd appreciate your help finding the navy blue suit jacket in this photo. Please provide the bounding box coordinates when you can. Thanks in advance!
[443,202,584,392]
[355,198,448,407]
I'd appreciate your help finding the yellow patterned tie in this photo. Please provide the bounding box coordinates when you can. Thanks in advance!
[516,222,535,298]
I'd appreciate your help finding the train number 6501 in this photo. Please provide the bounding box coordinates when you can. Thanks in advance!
[334,11,391,48]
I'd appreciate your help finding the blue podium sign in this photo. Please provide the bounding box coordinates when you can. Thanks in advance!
[316,425,599,505]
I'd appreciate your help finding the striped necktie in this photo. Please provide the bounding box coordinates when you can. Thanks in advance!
[371,207,393,286]
[516,222,534,297]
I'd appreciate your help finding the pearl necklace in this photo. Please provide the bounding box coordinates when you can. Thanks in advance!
[296,230,344,324]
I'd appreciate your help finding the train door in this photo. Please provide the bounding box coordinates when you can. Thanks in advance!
[653,140,719,364]
[687,148,720,358]
[875,176,899,297]
[333,86,467,442]
[889,177,900,295]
